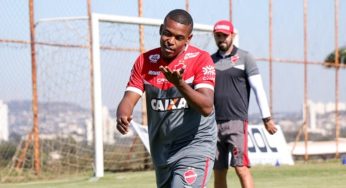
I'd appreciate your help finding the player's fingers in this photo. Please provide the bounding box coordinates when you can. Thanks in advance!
[179,68,185,74]
[172,70,179,77]
[174,69,184,79]
[159,65,169,73]
[119,116,131,125]
[116,123,128,134]
[116,116,131,134]
[159,65,165,71]
[270,127,277,135]
[165,67,174,75]
[266,125,275,135]
[159,66,171,78]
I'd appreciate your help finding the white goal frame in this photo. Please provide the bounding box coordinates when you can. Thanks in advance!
[35,13,238,179]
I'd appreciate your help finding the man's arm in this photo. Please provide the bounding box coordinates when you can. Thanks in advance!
[175,81,214,117]
[248,74,277,135]
[116,91,141,135]
[159,66,214,117]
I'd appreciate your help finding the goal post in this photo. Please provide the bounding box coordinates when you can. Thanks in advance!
[90,13,103,178]
[92,13,215,30]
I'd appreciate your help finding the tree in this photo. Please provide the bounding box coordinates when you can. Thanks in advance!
[324,47,346,68]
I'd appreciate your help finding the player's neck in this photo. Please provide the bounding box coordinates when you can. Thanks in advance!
[161,45,188,64]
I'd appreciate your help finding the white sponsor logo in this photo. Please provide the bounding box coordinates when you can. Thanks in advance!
[202,65,216,76]
[149,54,160,63]
[157,78,167,84]
[248,127,278,153]
[202,65,216,81]
[151,97,189,111]
[184,52,200,60]
[245,125,294,166]
[148,70,161,76]
[215,24,231,31]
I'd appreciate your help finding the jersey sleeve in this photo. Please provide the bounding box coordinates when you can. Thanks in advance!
[244,52,260,77]
[126,55,145,96]
[193,51,215,91]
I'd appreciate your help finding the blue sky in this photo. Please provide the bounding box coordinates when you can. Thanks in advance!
[1,0,345,114]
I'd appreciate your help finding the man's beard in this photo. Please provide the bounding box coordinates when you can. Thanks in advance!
[218,42,230,52]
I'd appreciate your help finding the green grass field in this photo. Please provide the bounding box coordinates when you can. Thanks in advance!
[1,160,346,188]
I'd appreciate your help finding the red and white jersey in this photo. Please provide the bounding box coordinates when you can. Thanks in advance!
[125,45,217,166]
[126,45,215,95]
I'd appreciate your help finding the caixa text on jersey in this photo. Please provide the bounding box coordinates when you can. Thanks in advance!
[150,97,189,111]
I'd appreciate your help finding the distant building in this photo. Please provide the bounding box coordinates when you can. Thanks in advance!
[308,100,346,115]
[0,100,9,142]
[103,106,115,145]
[306,100,346,131]
[85,106,116,145]
[85,119,93,145]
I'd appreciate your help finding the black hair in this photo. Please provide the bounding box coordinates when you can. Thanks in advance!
[164,9,193,32]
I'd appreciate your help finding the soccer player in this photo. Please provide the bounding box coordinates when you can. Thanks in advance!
[211,20,277,188]
[116,9,217,188]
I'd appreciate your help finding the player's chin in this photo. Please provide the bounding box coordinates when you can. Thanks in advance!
[218,44,228,51]
[161,52,176,60]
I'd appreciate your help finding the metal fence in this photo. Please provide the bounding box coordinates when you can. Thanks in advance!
[0,0,345,181]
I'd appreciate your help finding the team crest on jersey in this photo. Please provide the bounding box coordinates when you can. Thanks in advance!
[183,168,197,185]
[183,52,200,60]
[231,54,240,64]
[173,61,187,72]
[202,65,216,80]
[149,54,160,63]
[151,97,189,111]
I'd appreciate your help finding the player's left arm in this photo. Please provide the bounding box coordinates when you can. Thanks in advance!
[248,74,277,135]
[246,52,277,135]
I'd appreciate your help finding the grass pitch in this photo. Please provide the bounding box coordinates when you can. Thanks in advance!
[1,160,346,188]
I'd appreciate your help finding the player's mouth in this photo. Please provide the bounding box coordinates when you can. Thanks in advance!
[162,45,174,54]
[217,42,228,48]
[218,41,227,46]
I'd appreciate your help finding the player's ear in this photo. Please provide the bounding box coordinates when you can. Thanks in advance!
[159,24,164,35]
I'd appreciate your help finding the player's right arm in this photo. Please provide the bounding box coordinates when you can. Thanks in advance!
[116,55,144,135]
[116,91,141,135]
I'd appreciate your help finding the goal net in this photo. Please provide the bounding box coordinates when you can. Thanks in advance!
[0,13,216,182]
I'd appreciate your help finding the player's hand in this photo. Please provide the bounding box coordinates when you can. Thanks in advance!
[264,119,277,135]
[116,115,132,135]
[159,65,184,85]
